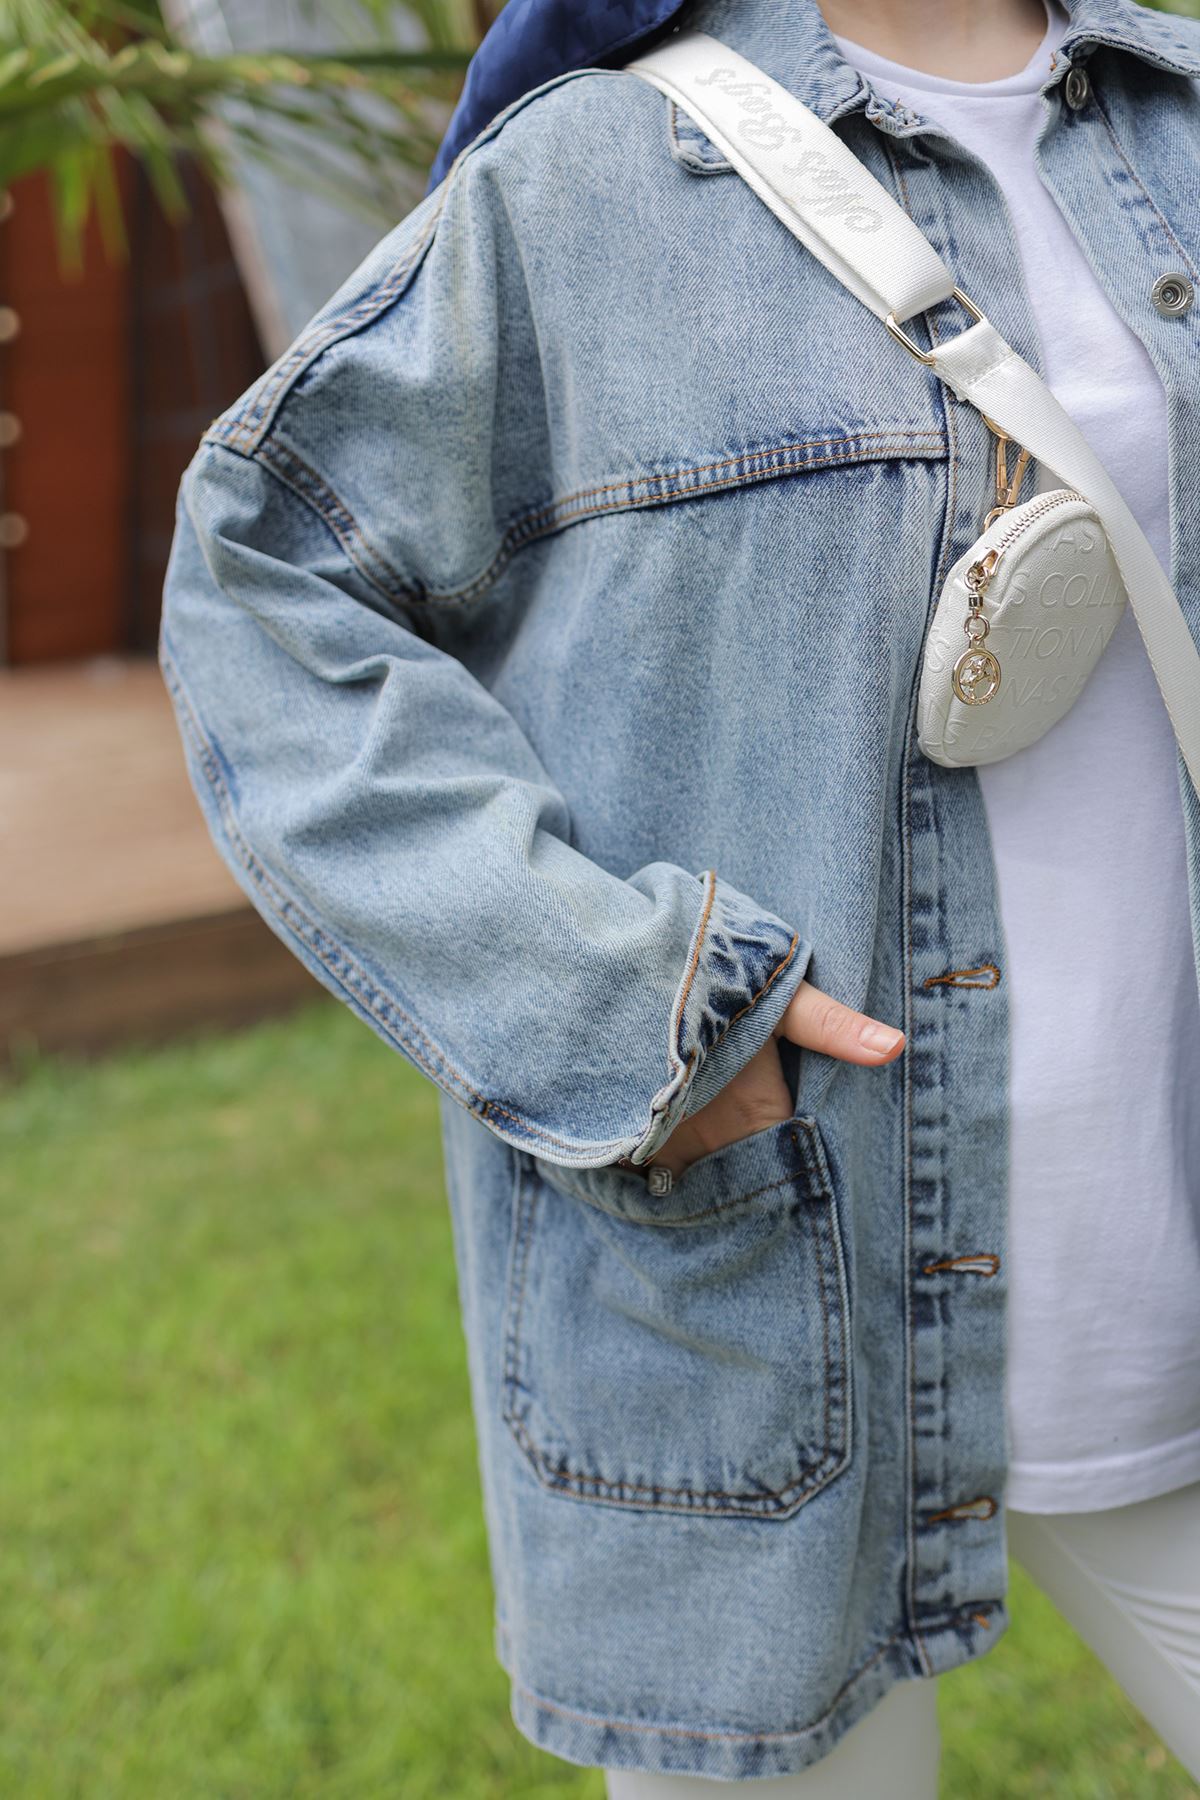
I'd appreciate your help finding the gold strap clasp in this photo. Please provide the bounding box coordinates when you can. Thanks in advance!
[884,286,985,365]
[979,413,1032,527]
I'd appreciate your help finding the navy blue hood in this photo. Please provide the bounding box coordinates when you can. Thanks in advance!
[428,0,688,191]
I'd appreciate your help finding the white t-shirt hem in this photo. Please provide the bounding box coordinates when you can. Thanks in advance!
[1005,1423,1200,1515]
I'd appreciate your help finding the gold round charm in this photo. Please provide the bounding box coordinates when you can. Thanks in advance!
[952,646,1002,706]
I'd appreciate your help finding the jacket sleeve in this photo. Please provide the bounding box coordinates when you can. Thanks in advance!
[158,127,812,1172]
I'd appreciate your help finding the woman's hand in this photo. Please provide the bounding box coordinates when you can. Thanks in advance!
[632,981,905,1180]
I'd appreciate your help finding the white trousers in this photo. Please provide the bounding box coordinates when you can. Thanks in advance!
[604,1482,1200,1797]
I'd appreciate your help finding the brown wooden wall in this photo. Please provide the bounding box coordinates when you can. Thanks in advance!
[0,154,265,666]
[1,165,132,664]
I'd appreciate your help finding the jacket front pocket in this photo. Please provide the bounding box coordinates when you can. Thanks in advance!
[502,1118,852,1519]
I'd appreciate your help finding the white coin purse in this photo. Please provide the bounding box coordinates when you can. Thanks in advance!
[917,432,1129,769]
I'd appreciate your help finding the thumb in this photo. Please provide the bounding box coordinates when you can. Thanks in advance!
[774,979,905,1067]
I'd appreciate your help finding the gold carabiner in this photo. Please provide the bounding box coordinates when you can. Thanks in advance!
[979,413,1032,528]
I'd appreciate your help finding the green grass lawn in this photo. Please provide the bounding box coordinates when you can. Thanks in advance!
[1,998,1195,1799]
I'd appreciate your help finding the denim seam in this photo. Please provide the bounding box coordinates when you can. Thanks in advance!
[791,1109,836,1200]
[668,873,800,1079]
[1090,86,1200,284]
[503,1601,1001,1745]
[813,1160,834,1468]
[909,281,977,1651]
[215,190,447,454]
[671,868,719,1070]
[667,98,733,174]
[796,1121,852,1468]
[1077,30,1200,84]
[698,930,802,1063]
[507,1216,845,1512]
[565,1164,805,1225]
[170,461,797,1153]
[502,1163,540,1423]
[548,1118,832,1224]
[434,433,948,606]
[234,434,414,613]
[203,429,946,615]
[886,135,963,1684]
[502,1132,849,1515]
[503,1627,908,1745]
[159,619,773,1159]
[159,637,637,1159]
[431,58,698,196]
[159,642,502,1118]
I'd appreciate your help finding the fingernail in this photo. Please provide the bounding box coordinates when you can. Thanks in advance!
[859,1021,904,1054]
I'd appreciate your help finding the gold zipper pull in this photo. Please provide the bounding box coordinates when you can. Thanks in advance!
[950,419,1031,710]
[953,551,1003,706]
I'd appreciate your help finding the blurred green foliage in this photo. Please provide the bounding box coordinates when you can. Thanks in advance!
[1,0,1197,265]
[0,0,483,264]
[1,1002,1197,1796]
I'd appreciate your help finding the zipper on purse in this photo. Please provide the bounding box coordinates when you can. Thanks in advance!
[953,488,1085,708]
[970,485,1087,588]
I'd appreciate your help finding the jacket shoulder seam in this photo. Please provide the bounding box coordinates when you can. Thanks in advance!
[209,68,644,461]
[214,186,447,457]
[432,65,649,191]
[419,428,947,606]
[203,430,424,610]
[201,425,946,615]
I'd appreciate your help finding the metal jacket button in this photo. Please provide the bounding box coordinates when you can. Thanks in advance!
[647,1164,674,1196]
[1064,66,1091,109]
[1151,272,1195,318]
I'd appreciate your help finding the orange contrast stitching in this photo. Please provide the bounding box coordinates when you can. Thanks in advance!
[671,871,719,1067]
[923,963,1001,989]
[543,430,943,513]
[503,1131,846,1510]
[886,135,962,1684]
[425,433,948,606]
[706,930,801,1059]
[921,1253,1001,1277]
[925,1496,997,1524]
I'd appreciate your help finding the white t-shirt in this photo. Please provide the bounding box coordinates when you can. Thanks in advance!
[834,2,1200,1514]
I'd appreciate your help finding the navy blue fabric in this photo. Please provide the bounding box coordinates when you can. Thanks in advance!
[428,0,687,190]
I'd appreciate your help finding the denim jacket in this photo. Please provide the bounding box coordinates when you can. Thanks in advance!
[159,0,1200,1779]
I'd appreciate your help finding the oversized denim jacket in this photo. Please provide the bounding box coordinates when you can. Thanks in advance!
[159,0,1200,1780]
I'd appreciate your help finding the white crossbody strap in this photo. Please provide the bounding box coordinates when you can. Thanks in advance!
[627,32,1200,790]
[627,32,957,321]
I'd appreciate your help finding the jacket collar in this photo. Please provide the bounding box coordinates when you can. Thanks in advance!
[1054,0,1200,79]
[429,0,1200,189]
[682,0,1200,124]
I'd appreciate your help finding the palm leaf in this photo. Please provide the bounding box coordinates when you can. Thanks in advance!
[0,0,480,262]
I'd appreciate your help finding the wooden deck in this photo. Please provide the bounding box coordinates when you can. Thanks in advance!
[1,656,320,1064]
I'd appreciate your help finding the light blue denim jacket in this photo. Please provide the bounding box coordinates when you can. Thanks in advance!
[159,0,1200,1779]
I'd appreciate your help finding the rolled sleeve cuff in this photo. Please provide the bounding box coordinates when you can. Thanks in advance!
[625,870,812,1167]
